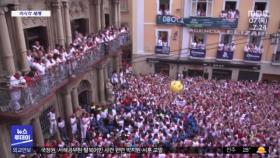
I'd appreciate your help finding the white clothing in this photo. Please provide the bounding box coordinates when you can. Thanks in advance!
[70,117,78,135]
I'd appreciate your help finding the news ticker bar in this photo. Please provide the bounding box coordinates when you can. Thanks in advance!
[13,147,268,154]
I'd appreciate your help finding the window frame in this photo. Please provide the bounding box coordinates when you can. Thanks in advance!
[248,35,263,47]
[253,0,269,12]
[223,0,239,12]
[156,0,173,15]
[190,32,207,49]
[190,0,213,17]
[155,29,171,47]
[219,33,234,45]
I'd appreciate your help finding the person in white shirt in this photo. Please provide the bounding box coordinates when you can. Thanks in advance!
[9,72,27,111]
[80,113,90,141]
[48,110,57,136]
[32,58,46,76]
[218,43,224,51]
[70,114,78,137]
[157,38,163,46]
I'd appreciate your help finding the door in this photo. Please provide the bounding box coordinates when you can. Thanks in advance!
[238,71,259,81]
[212,69,232,80]
[105,14,110,28]
[71,18,89,36]
[154,63,170,76]
[24,26,48,50]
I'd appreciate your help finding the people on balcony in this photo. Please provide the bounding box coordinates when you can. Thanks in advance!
[197,4,206,17]
[16,26,127,87]
[220,9,239,19]
[218,42,235,52]
[158,8,170,15]
[191,40,205,50]
[244,44,263,54]
[9,72,27,112]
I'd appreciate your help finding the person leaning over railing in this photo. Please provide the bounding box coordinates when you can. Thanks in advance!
[9,72,27,112]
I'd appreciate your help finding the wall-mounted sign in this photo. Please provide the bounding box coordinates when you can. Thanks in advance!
[156,15,238,29]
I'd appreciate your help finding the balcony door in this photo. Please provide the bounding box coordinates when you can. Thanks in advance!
[24,26,48,50]
[71,18,89,36]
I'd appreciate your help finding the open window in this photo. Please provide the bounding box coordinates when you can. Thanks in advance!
[254,2,267,11]
[191,0,212,17]
[225,1,237,11]
[249,36,262,47]
[219,34,234,51]
[191,33,206,49]
[244,35,263,54]
[157,31,169,46]
[158,0,171,15]
[220,0,239,19]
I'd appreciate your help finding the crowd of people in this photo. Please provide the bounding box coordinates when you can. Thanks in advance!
[218,42,236,52]
[8,26,128,112]
[244,44,264,54]
[25,68,280,158]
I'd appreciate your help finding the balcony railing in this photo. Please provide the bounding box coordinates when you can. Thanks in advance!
[216,50,234,61]
[272,53,280,65]
[0,33,129,113]
[155,46,170,55]
[243,51,262,62]
[190,48,206,59]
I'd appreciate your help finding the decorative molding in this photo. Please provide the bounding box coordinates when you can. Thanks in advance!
[22,17,48,28]
[69,0,88,19]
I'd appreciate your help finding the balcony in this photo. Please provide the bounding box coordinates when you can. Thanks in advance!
[216,50,234,61]
[272,53,280,65]
[189,48,206,59]
[155,46,170,55]
[0,33,129,113]
[156,14,238,29]
[243,51,262,63]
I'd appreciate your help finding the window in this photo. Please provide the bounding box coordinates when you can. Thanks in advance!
[225,1,237,11]
[254,2,267,11]
[220,34,233,44]
[191,0,212,17]
[249,36,262,47]
[157,0,171,15]
[219,34,235,51]
[244,35,263,54]
[221,1,239,19]
[120,0,129,12]
[157,31,169,46]
[191,33,206,49]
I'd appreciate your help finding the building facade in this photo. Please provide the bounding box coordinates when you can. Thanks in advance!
[132,0,280,82]
[0,0,126,157]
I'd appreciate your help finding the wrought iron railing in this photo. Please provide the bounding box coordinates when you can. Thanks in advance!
[0,33,128,112]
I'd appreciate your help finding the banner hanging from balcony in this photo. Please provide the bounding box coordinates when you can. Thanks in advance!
[244,52,262,61]
[190,49,206,58]
[155,46,170,55]
[156,15,238,29]
[216,51,234,60]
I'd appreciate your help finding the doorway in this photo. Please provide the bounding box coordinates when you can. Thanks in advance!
[24,26,48,50]
[78,91,91,112]
[105,14,110,28]
[212,69,232,80]
[187,69,204,78]
[155,63,170,76]
[71,18,89,36]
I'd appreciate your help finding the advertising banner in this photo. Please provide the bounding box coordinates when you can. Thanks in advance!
[216,51,234,60]
[244,52,262,61]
